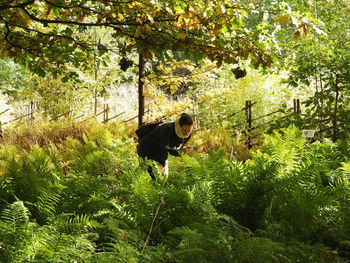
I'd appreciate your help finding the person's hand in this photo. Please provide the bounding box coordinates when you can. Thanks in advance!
[181,145,192,153]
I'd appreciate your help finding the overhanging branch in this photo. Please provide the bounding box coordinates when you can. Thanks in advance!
[8,22,88,49]
[3,19,47,61]
[0,0,35,10]
[20,6,141,27]
[42,0,97,13]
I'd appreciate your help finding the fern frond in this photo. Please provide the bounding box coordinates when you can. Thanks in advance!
[35,187,61,220]
[73,150,105,176]
[54,213,100,235]
[0,201,30,228]
[236,237,285,263]
[262,126,306,177]
[199,152,247,213]
[28,224,97,262]
[169,215,249,263]
[0,201,31,263]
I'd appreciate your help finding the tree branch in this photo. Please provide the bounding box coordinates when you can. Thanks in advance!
[104,0,133,4]
[8,22,88,49]
[0,0,35,10]
[141,199,164,254]
[20,6,141,27]
[42,0,97,13]
[3,19,47,62]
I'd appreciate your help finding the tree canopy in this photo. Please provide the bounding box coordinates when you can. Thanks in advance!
[0,0,302,75]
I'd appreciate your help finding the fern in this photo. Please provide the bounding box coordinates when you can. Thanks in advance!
[35,189,61,220]
[0,201,31,262]
[0,200,30,228]
[30,225,96,262]
[258,133,348,246]
[58,175,119,215]
[3,150,62,223]
[299,140,345,187]
[107,200,137,228]
[0,122,349,262]
[329,163,350,243]
[203,152,246,206]
[198,151,273,231]
[44,142,64,172]
[168,215,250,263]
[262,125,306,177]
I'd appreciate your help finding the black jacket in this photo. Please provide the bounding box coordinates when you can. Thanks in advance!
[137,122,191,166]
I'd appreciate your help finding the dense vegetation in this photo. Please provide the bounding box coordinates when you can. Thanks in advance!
[1,0,350,262]
[0,122,349,262]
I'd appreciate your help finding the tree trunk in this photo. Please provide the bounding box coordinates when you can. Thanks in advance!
[245,100,252,149]
[138,53,145,128]
[319,74,324,138]
[333,74,339,142]
[93,29,98,116]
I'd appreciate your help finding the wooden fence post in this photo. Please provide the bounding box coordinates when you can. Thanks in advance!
[103,104,109,123]
[245,100,252,130]
[293,99,301,114]
[31,101,34,120]
[26,101,35,121]
[69,107,73,119]
[26,105,30,119]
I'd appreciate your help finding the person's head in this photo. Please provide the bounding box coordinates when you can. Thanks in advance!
[178,113,194,137]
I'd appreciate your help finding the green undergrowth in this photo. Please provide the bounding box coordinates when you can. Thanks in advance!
[0,123,349,262]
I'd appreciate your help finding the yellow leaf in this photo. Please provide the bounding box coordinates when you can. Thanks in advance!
[144,24,152,33]
[176,32,187,40]
[118,13,124,20]
[301,23,308,36]
[170,83,179,94]
[77,10,85,22]
[216,4,226,15]
[0,168,7,176]
[280,14,291,25]
[112,13,117,18]
[213,24,222,36]
[128,257,136,263]
[274,13,291,26]
[201,10,208,18]
[134,30,142,37]
[147,13,154,23]
[45,8,55,19]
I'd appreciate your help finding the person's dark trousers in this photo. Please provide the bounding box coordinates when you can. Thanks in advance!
[147,166,156,180]
[137,145,157,180]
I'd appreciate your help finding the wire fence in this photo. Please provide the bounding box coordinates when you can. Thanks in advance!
[230,98,341,147]
[0,98,341,144]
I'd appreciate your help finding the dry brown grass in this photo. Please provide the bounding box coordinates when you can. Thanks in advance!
[0,119,139,151]
[1,120,97,150]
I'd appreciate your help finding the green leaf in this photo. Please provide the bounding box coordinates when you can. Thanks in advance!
[63,27,73,36]
[53,7,60,16]
[36,67,46,77]
[61,75,69,82]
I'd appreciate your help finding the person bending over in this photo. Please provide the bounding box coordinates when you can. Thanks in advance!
[137,113,194,180]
